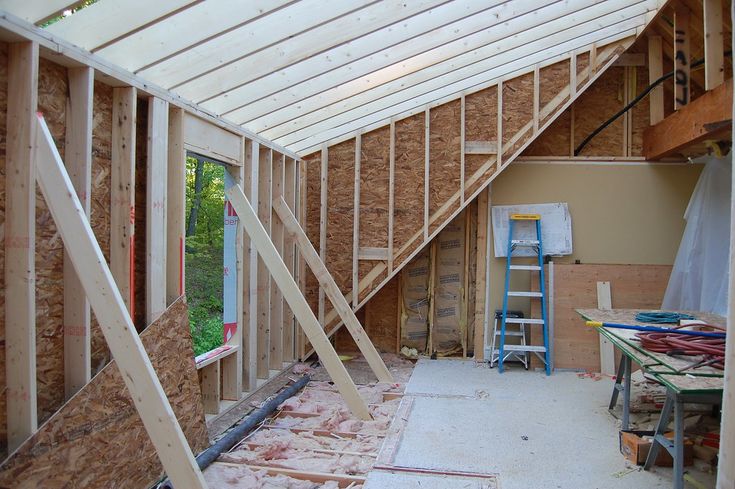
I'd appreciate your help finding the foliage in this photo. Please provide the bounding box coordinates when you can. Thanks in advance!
[185,157,226,356]
[40,0,99,27]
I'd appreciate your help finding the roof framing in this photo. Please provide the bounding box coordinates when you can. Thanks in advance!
[2,0,666,155]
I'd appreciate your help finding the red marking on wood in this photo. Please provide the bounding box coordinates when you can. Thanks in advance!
[179,236,184,296]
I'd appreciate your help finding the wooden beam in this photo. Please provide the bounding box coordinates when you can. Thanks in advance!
[318,145,328,326]
[35,114,207,489]
[270,154,285,370]
[5,41,38,452]
[597,281,615,375]
[63,66,94,399]
[643,78,733,159]
[388,120,395,273]
[460,95,466,204]
[703,0,725,91]
[273,197,393,383]
[166,107,185,305]
[533,64,540,134]
[226,185,372,419]
[146,97,169,325]
[242,140,259,391]
[674,7,691,110]
[111,87,137,315]
[282,157,297,362]
[352,134,361,309]
[223,163,244,400]
[257,147,272,378]
[648,35,665,125]
[473,188,488,361]
[424,108,430,240]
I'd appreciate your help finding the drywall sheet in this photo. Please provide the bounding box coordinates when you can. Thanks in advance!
[492,203,572,257]
[400,251,430,352]
[0,297,208,489]
[432,218,465,355]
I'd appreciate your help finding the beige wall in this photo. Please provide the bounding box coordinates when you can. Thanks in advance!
[486,160,703,318]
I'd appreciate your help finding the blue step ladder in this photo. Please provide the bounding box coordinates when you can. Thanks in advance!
[498,214,551,375]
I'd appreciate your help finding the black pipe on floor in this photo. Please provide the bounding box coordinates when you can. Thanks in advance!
[156,374,311,488]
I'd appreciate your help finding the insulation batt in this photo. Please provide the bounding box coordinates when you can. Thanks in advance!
[204,463,322,488]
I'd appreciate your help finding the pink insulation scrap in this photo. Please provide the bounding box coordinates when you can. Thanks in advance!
[247,428,381,454]
[204,463,323,488]
[221,446,374,475]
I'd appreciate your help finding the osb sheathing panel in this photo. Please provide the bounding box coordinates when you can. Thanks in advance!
[502,72,534,159]
[0,42,7,456]
[0,297,209,489]
[539,59,570,127]
[574,67,625,157]
[530,264,671,371]
[134,97,148,331]
[576,52,591,90]
[91,81,113,373]
[630,65,650,156]
[392,112,424,266]
[428,100,461,235]
[523,109,571,157]
[464,86,497,198]
[36,58,68,428]
[303,152,321,317]
[358,127,389,300]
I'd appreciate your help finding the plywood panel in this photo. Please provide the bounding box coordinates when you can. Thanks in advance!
[531,264,672,371]
[523,109,572,157]
[134,97,149,331]
[36,57,67,427]
[502,72,534,159]
[539,59,571,127]
[464,86,497,198]
[0,41,8,457]
[428,100,461,235]
[325,139,355,304]
[0,298,208,489]
[574,67,625,157]
[393,113,425,267]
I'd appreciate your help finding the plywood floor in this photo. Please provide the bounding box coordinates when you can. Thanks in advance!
[365,359,717,489]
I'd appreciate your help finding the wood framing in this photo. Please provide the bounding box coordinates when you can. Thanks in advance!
[145,97,169,325]
[166,106,185,306]
[257,146,272,378]
[273,197,393,383]
[388,120,395,273]
[282,157,297,362]
[111,86,137,315]
[473,189,489,361]
[703,0,725,90]
[243,140,259,391]
[648,35,664,125]
[352,134,362,309]
[597,281,615,375]
[225,184,371,420]
[318,145,328,326]
[674,6,691,110]
[643,78,733,159]
[423,108,430,241]
[35,114,207,489]
[63,66,94,399]
[270,154,285,370]
[5,40,39,453]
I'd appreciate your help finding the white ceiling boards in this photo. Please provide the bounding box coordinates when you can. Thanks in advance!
[6,0,664,155]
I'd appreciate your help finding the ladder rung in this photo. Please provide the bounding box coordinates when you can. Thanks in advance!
[505,318,544,324]
[502,345,547,353]
[511,239,539,246]
[509,265,541,271]
[507,291,543,298]
[495,331,525,337]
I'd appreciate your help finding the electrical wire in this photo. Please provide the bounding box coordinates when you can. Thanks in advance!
[574,51,732,156]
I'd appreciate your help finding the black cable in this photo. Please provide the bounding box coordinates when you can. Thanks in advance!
[574,51,731,156]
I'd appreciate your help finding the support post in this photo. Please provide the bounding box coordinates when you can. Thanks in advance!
[257,146,272,378]
[388,120,395,272]
[648,35,664,125]
[63,66,93,399]
[674,7,691,110]
[352,134,361,309]
[35,115,207,489]
[5,41,38,452]
[166,107,185,306]
[270,154,285,370]
[226,185,372,420]
[703,0,725,91]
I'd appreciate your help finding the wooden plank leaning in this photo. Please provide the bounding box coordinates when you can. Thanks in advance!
[34,114,207,489]
[226,184,373,420]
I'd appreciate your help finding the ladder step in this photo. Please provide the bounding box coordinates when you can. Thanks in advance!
[511,239,539,246]
[509,265,541,271]
[507,291,543,298]
[502,345,547,353]
[505,318,545,324]
[494,331,525,337]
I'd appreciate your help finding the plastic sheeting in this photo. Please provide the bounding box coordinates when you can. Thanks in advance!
[662,153,732,316]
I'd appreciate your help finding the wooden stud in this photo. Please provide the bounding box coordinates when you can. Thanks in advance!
[298,159,308,359]
[282,157,297,362]
[243,140,259,391]
[166,106,185,305]
[648,35,664,125]
[257,147,272,378]
[226,185,372,420]
[533,65,540,134]
[674,7,691,110]
[497,81,503,168]
[462,209,470,358]
[569,104,576,157]
[388,120,395,273]
[318,145,328,327]
[200,361,221,414]
[270,154,285,370]
[460,95,466,204]
[273,197,393,383]
[35,114,207,489]
[352,133,361,309]
[597,281,615,375]
[146,97,169,325]
[569,51,577,97]
[622,67,630,156]
[63,66,94,399]
[423,108,430,241]
[111,87,137,315]
[473,188,489,361]
[703,0,725,91]
[590,43,598,76]
[5,41,38,452]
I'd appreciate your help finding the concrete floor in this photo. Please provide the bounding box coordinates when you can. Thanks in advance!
[366,359,717,489]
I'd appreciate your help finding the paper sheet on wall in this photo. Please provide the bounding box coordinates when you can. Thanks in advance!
[492,203,572,257]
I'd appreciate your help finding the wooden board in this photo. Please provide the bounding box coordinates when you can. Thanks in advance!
[531,264,673,371]
[502,72,534,158]
[0,297,208,489]
[464,86,497,198]
[428,99,461,235]
[393,112,425,266]
[325,139,355,304]
[573,67,625,157]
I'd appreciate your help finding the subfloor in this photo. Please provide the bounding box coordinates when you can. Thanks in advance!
[365,359,717,489]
